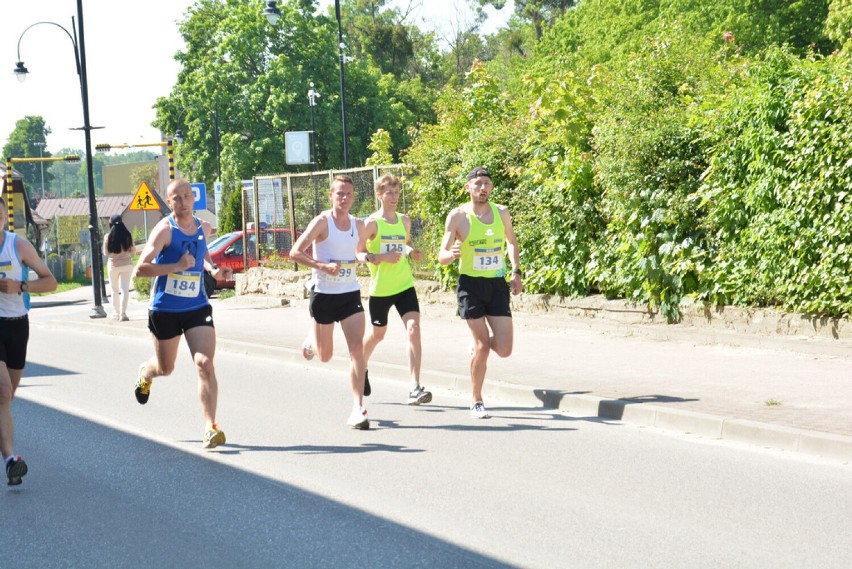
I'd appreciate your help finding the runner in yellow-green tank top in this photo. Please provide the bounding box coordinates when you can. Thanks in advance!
[356,174,432,406]
[437,167,523,420]
[458,202,507,278]
[366,215,415,296]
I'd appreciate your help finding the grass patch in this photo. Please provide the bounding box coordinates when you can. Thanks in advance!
[217,289,236,300]
[32,276,91,296]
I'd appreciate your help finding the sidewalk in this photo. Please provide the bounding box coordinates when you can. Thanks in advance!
[33,285,852,462]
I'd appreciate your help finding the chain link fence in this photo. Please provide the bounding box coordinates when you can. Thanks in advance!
[244,165,415,269]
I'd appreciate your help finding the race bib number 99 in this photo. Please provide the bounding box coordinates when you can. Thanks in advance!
[472,248,503,272]
[0,260,12,279]
[319,260,358,284]
[165,271,202,297]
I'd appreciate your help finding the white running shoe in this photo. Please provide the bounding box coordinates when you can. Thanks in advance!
[407,385,433,405]
[470,401,491,419]
[301,340,315,360]
[347,406,370,430]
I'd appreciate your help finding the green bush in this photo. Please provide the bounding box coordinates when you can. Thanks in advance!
[133,275,152,300]
[699,47,852,317]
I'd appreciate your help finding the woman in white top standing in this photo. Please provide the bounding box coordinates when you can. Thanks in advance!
[0,197,57,485]
[103,214,136,321]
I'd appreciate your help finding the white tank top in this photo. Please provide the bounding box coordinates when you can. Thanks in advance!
[0,232,28,317]
[313,211,360,294]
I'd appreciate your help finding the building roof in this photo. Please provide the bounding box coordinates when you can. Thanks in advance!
[34,194,169,220]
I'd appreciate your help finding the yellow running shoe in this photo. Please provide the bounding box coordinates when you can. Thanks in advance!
[203,424,226,449]
[134,363,152,405]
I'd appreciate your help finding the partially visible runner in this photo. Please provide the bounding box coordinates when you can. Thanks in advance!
[290,175,371,429]
[132,179,233,448]
[0,197,57,484]
[437,167,523,419]
[356,174,431,405]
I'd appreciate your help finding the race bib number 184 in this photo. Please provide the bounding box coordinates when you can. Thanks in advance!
[165,271,201,297]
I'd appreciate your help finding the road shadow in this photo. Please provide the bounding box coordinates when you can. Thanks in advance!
[374,404,579,432]
[533,388,699,421]
[29,298,89,309]
[8,399,517,569]
[19,362,78,379]
[600,395,700,420]
[190,442,425,455]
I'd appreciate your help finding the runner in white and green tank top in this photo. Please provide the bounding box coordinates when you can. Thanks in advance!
[356,174,432,406]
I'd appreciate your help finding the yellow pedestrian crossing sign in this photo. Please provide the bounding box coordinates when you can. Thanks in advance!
[130,182,160,211]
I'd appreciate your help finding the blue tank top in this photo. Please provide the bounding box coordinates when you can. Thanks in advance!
[150,216,209,313]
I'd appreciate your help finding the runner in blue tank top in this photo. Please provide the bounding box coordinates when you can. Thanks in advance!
[132,179,233,448]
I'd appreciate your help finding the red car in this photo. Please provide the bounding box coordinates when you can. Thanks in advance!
[208,228,299,288]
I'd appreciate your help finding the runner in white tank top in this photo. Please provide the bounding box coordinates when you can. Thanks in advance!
[290,175,371,430]
[0,197,57,485]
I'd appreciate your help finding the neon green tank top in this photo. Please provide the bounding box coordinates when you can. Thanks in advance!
[459,203,506,278]
[366,214,415,296]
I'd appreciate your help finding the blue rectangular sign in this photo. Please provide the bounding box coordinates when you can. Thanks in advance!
[190,182,207,210]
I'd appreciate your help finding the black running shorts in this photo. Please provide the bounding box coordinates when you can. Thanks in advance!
[368,286,420,328]
[147,304,214,340]
[0,316,29,369]
[456,275,512,320]
[309,289,364,325]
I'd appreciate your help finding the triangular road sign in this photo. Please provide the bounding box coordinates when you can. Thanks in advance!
[129,182,161,211]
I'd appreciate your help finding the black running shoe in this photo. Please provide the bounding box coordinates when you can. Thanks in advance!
[6,456,28,486]
[364,369,372,397]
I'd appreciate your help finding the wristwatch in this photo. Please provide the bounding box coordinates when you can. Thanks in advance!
[19,282,28,294]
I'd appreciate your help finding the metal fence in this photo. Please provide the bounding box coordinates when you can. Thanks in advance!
[46,251,90,281]
[244,165,414,268]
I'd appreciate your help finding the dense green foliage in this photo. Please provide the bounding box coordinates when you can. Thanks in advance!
[408,0,850,320]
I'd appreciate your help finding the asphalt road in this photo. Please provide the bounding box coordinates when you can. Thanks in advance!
[5,325,852,569]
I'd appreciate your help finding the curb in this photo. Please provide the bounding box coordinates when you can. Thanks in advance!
[48,318,852,463]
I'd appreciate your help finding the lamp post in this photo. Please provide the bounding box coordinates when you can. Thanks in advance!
[307,82,319,171]
[33,141,46,198]
[14,0,107,318]
[264,0,348,168]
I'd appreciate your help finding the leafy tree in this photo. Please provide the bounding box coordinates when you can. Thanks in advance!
[218,181,244,233]
[2,116,52,193]
[479,0,577,40]
[364,128,393,165]
[825,0,852,48]
[154,0,436,195]
[342,0,415,78]
[129,163,161,195]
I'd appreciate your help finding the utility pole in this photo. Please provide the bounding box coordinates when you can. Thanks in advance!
[34,141,46,198]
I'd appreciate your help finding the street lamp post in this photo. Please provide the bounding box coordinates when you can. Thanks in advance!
[264,0,348,168]
[14,0,107,318]
[33,141,46,198]
[307,82,319,171]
